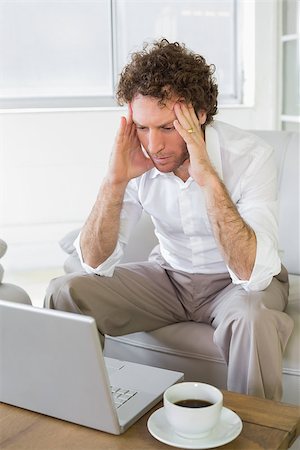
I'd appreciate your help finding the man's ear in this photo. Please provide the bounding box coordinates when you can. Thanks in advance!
[198,110,207,125]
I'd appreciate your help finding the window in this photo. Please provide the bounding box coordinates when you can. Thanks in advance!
[0,0,253,109]
[0,0,113,108]
[281,0,300,131]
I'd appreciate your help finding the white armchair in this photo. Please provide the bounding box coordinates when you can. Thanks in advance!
[61,130,299,405]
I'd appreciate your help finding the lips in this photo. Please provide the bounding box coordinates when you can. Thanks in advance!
[152,155,172,164]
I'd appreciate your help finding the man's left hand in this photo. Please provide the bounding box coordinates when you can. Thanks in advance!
[173,102,216,187]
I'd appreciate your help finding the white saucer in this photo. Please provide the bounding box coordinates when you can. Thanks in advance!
[147,406,242,449]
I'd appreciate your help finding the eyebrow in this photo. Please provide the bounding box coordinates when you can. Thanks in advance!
[134,120,175,128]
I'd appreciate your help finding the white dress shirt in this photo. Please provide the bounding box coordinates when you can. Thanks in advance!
[75,120,282,292]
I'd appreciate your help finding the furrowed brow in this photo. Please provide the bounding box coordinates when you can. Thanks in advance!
[134,120,175,128]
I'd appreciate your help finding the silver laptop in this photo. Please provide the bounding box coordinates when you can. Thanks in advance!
[0,299,183,434]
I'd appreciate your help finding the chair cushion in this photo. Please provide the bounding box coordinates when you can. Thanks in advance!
[107,322,224,364]
[59,228,80,254]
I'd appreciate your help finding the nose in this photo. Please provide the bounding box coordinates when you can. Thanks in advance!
[147,129,164,155]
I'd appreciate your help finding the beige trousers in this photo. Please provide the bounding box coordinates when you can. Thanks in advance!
[45,260,293,401]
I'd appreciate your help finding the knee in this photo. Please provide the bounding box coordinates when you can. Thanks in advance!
[232,291,282,333]
[44,273,84,311]
[236,303,267,331]
[45,275,66,309]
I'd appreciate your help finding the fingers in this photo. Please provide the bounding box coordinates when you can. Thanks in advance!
[115,116,132,148]
[127,102,133,125]
[117,103,134,139]
[116,116,127,141]
[174,103,191,132]
[115,114,140,154]
[174,102,200,136]
[118,110,136,137]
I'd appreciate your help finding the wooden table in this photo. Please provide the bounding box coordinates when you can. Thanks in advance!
[1,391,299,450]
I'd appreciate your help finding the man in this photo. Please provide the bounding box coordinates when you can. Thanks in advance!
[45,39,293,400]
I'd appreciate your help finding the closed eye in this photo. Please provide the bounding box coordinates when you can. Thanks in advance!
[162,126,175,131]
[136,125,175,132]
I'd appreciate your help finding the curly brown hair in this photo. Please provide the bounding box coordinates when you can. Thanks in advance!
[116,39,218,126]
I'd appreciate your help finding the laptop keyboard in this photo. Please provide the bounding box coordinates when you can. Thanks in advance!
[110,385,137,408]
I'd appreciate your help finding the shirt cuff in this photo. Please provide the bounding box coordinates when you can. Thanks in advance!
[227,231,282,292]
[74,232,124,277]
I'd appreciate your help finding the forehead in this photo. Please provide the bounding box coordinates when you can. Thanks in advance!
[132,95,176,125]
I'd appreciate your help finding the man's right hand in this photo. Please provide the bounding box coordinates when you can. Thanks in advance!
[108,106,154,185]
[80,106,153,268]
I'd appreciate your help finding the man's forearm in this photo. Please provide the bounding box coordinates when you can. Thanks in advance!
[204,174,257,280]
[80,178,128,268]
[172,102,256,280]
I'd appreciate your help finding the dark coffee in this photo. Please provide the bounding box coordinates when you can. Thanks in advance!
[174,399,213,408]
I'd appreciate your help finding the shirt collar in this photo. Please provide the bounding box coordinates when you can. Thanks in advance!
[149,167,169,179]
[149,169,188,182]
[148,122,223,180]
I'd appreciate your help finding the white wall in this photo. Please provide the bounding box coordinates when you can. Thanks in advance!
[0,0,280,271]
[0,109,123,269]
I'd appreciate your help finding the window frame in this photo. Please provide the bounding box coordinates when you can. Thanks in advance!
[0,0,253,111]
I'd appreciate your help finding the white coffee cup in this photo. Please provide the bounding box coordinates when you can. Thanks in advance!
[163,382,223,439]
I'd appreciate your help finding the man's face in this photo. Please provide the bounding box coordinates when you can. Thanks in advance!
[131,94,189,174]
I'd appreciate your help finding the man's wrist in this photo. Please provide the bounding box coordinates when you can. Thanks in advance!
[194,164,220,188]
[96,176,128,206]
[102,175,128,191]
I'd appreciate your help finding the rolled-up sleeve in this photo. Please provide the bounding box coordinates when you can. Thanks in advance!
[227,142,282,291]
[74,235,125,276]
[74,179,143,276]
